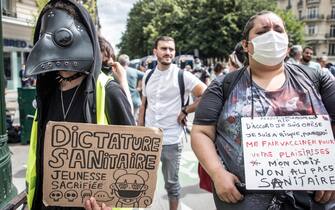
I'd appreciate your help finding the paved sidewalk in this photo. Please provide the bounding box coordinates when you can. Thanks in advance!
[9,141,215,210]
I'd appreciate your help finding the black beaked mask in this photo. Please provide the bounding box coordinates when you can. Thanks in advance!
[25,9,93,76]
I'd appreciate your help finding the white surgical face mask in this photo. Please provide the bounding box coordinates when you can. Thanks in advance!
[250,30,288,66]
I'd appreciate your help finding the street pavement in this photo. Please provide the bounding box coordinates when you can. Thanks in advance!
[8,133,215,210]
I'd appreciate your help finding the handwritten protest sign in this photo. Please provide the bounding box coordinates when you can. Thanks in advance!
[241,115,335,190]
[43,121,163,208]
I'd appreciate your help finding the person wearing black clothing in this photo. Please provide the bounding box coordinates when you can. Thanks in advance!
[191,11,335,210]
[24,1,134,210]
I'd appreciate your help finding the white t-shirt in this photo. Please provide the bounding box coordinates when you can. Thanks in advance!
[143,64,202,145]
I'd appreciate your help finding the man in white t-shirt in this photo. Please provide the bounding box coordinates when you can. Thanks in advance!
[139,36,206,210]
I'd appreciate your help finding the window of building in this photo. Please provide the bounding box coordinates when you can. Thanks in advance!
[332,6,335,18]
[307,6,318,19]
[329,43,335,55]
[2,0,16,17]
[23,52,29,63]
[3,52,12,80]
[330,25,335,37]
[308,25,316,35]
[298,10,302,19]
[2,0,10,10]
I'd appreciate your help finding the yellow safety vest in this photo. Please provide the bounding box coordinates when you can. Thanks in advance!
[25,73,128,210]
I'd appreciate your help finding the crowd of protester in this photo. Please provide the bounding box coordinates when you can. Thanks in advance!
[15,0,335,209]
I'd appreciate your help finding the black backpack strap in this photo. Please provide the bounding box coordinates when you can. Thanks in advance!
[178,69,189,107]
[143,69,155,125]
[222,67,247,103]
[145,68,155,86]
[178,69,190,141]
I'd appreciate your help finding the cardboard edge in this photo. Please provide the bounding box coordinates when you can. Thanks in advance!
[43,199,49,207]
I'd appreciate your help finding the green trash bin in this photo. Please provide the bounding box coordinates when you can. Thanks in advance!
[17,87,36,144]
[0,134,18,209]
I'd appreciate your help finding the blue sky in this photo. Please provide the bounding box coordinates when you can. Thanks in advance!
[97,0,138,53]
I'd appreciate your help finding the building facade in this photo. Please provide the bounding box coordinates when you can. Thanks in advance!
[2,0,37,90]
[277,0,335,62]
[1,0,100,91]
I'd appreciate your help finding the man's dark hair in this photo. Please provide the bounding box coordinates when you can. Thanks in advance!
[303,46,313,53]
[98,35,116,62]
[213,62,224,74]
[154,36,174,49]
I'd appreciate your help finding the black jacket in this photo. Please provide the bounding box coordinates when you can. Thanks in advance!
[31,1,134,209]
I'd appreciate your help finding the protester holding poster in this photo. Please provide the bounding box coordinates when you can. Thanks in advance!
[24,0,134,209]
[191,11,335,210]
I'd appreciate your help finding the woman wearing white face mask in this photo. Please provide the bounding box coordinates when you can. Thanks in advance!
[191,11,335,210]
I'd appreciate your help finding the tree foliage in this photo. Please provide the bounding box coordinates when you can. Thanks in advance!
[118,0,304,59]
[36,0,49,13]
[81,0,97,23]
[275,9,305,45]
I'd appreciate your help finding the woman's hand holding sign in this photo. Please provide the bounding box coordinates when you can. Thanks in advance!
[213,168,243,203]
[314,191,335,204]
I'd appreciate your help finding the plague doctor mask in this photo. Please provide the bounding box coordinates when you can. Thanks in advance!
[25,9,93,76]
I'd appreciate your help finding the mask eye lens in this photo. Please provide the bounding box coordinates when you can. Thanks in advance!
[54,28,73,47]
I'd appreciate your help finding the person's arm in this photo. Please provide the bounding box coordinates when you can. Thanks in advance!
[138,71,149,126]
[136,70,144,95]
[137,79,143,94]
[313,68,335,203]
[314,123,335,203]
[191,125,242,203]
[189,82,207,111]
[104,80,135,125]
[191,76,242,203]
[319,67,335,126]
[138,96,146,126]
[137,69,145,80]
[177,82,206,125]
[177,71,206,125]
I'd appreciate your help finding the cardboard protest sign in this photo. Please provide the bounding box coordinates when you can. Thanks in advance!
[241,115,335,191]
[43,121,163,208]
